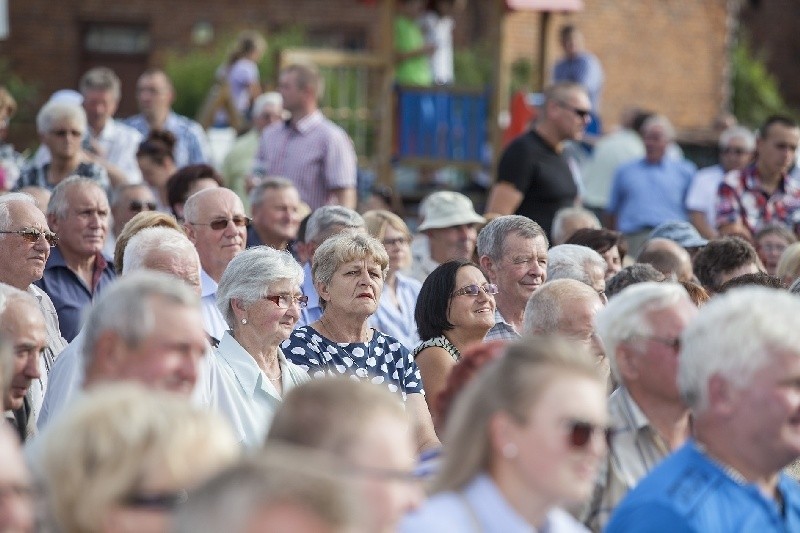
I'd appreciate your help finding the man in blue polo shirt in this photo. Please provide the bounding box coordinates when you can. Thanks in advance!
[607,287,800,532]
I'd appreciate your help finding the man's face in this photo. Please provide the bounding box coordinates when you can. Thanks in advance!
[48,185,109,259]
[42,116,84,160]
[756,123,800,177]
[558,294,605,362]
[252,104,283,132]
[184,190,247,276]
[1,301,46,410]
[720,137,754,173]
[0,428,34,532]
[252,187,301,245]
[278,71,305,116]
[111,299,207,395]
[136,72,173,118]
[643,124,669,163]
[586,263,607,304]
[486,233,548,308]
[82,88,118,130]
[426,224,477,264]
[552,90,591,142]
[0,202,51,288]
[111,186,157,236]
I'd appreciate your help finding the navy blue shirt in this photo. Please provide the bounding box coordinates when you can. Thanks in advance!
[607,440,800,532]
[34,248,116,342]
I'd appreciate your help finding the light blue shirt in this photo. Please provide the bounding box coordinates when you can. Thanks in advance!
[124,111,211,167]
[298,262,322,327]
[368,272,421,351]
[208,331,309,448]
[400,473,589,533]
[201,269,227,341]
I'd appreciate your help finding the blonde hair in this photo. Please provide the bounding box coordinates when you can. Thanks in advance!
[432,336,601,493]
[114,211,183,273]
[362,210,411,241]
[777,242,800,285]
[40,384,239,533]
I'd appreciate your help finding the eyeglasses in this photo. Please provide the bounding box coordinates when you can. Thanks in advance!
[452,283,498,298]
[50,129,83,138]
[721,146,751,156]
[382,236,410,248]
[189,215,251,231]
[565,419,613,449]
[129,200,157,212]
[0,228,58,246]
[123,489,188,511]
[557,101,592,121]
[264,294,309,309]
[630,334,681,352]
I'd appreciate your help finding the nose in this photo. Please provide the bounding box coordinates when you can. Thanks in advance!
[178,352,200,388]
[24,354,41,380]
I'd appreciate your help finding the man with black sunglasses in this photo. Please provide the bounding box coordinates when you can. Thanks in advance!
[0,193,68,428]
[106,183,158,258]
[585,282,697,531]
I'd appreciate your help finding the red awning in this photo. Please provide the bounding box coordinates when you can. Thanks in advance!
[505,0,583,11]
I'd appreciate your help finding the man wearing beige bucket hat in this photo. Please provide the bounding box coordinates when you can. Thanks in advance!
[410,191,485,282]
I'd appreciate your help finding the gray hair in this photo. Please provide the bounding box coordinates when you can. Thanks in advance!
[182,187,242,225]
[47,176,104,220]
[79,66,122,101]
[547,244,606,285]
[0,282,38,318]
[596,282,691,382]
[172,446,362,533]
[719,125,756,151]
[82,271,200,374]
[305,206,364,244]
[251,91,283,116]
[476,215,548,261]
[216,246,304,328]
[248,176,296,209]
[0,336,10,405]
[0,192,38,230]
[122,227,199,275]
[109,183,152,207]
[36,100,87,135]
[679,287,800,412]
[312,232,388,310]
[641,114,675,140]
[523,279,598,335]
[550,207,601,245]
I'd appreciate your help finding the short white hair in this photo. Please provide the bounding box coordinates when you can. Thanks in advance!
[36,100,87,135]
[252,91,283,116]
[719,125,756,151]
[547,244,606,285]
[47,176,105,220]
[596,282,692,382]
[305,206,364,244]
[523,279,598,335]
[123,227,198,275]
[550,207,601,246]
[0,193,37,231]
[679,287,800,412]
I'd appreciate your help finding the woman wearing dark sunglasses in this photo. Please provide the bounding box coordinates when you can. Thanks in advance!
[212,246,311,448]
[413,259,497,415]
[402,337,609,532]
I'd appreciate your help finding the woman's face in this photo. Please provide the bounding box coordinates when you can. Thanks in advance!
[447,265,496,333]
[320,256,385,317]
[602,245,622,281]
[757,233,790,276]
[44,117,84,160]
[137,155,171,188]
[382,224,411,274]
[497,374,608,509]
[240,278,302,346]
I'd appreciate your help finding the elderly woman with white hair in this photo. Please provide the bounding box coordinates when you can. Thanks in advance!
[548,243,609,303]
[15,100,109,191]
[282,231,440,451]
[212,245,310,447]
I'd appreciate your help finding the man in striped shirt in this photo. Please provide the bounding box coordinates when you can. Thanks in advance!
[252,62,357,210]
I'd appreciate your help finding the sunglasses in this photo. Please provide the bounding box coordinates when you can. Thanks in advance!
[0,228,58,246]
[189,215,251,231]
[382,236,410,248]
[557,101,592,121]
[566,419,613,448]
[129,200,158,212]
[263,294,309,309]
[50,129,83,138]
[123,489,188,511]
[452,283,499,298]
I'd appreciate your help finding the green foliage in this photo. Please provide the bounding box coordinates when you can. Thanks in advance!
[731,35,797,127]
[0,59,39,121]
[453,40,494,88]
[164,26,307,118]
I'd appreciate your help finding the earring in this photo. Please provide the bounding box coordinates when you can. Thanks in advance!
[502,442,518,459]
[241,318,247,325]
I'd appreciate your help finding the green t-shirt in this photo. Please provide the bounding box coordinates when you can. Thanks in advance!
[394,16,433,86]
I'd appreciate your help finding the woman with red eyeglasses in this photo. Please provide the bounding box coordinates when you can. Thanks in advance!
[412,259,496,416]
[211,245,310,448]
[402,337,609,532]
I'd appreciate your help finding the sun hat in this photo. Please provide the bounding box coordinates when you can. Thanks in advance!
[648,221,708,249]
[417,191,486,231]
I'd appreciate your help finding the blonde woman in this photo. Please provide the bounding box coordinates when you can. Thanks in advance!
[363,209,422,349]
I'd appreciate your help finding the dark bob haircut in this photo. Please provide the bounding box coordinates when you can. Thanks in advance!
[415,259,474,342]
[565,227,628,263]
[166,164,224,218]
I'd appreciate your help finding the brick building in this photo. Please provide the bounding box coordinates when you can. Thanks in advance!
[1,0,731,150]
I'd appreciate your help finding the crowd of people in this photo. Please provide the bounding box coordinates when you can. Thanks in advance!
[2,14,800,533]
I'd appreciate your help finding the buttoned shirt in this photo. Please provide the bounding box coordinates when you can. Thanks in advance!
[583,386,672,531]
[207,331,309,448]
[200,269,227,341]
[401,473,589,532]
[15,161,109,192]
[485,308,521,341]
[553,52,604,111]
[297,262,322,328]
[368,273,422,351]
[716,164,800,235]
[410,234,440,283]
[253,111,357,210]
[34,248,116,342]
[686,164,725,228]
[124,111,211,167]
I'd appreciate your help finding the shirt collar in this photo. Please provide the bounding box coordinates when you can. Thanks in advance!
[44,246,68,270]
[200,269,218,298]
[216,332,286,399]
[616,386,653,432]
[290,110,324,135]
[463,474,538,532]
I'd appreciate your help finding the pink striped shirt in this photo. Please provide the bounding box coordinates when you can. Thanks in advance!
[253,110,357,210]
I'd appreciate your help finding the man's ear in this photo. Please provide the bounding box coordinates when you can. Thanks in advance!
[478,255,497,282]
[615,343,640,382]
[707,373,736,417]
[87,331,126,381]
[183,222,197,244]
[47,213,60,233]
